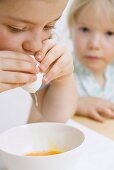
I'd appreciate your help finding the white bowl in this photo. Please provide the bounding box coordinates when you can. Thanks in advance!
[0,122,85,170]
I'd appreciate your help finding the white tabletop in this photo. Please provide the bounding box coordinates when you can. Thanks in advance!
[68,120,114,170]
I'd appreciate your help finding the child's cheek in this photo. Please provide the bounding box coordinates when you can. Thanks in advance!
[0,29,19,51]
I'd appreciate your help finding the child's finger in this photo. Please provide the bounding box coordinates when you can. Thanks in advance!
[108,103,114,112]
[35,39,56,62]
[42,55,71,84]
[39,44,66,72]
[0,83,26,93]
[89,110,104,122]
[0,71,37,84]
[98,106,114,119]
[0,58,38,74]
[42,65,61,84]
[0,51,34,63]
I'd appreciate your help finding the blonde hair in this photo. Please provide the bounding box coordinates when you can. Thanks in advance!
[68,0,114,30]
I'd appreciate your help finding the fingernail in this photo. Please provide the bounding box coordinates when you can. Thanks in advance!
[37,54,43,61]
[39,64,46,71]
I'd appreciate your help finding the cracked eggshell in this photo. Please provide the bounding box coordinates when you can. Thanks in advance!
[22,72,43,93]
[22,55,43,93]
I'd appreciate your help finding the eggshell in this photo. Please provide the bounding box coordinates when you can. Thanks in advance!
[22,55,43,93]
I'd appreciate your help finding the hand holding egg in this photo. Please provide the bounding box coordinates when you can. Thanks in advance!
[22,55,43,93]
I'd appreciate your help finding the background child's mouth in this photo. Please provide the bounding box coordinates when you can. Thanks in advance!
[86,56,100,61]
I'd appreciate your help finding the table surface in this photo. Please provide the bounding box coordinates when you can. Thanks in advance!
[1,117,114,170]
[73,116,114,140]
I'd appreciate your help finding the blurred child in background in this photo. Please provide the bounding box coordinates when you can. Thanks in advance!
[68,0,114,122]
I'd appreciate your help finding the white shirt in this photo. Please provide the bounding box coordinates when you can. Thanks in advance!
[74,59,114,103]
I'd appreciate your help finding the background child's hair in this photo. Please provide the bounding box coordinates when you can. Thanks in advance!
[67,0,114,31]
[67,0,89,29]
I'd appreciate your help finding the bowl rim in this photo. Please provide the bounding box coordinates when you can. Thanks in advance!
[0,122,85,158]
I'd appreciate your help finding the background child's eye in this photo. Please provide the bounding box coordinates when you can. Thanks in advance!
[80,27,89,32]
[106,31,114,36]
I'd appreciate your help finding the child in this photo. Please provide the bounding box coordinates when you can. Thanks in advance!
[0,0,77,123]
[68,0,114,122]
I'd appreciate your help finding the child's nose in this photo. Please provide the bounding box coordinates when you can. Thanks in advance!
[22,33,43,55]
[89,33,102,50]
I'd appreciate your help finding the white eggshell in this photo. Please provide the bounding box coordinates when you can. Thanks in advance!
[22,55,43,93]
[22,72,43,93]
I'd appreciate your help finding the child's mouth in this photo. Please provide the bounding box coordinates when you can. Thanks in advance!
[86,56,101,61]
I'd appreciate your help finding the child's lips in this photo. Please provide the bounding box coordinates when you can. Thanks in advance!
[86,56,101,61]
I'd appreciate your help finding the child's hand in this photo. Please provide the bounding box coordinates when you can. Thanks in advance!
[0,51,38,93]
[76,97,114,122]
[35,39,74,84]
